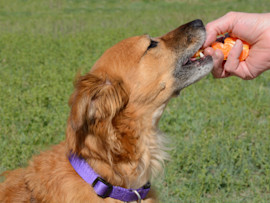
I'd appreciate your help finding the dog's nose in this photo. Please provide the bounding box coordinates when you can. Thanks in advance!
[189,19,204,28]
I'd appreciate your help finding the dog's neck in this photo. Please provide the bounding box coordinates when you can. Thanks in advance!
[66,103,168,189]
[86,130,167,189]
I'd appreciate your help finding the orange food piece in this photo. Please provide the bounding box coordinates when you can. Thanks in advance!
[193,37,249,61]
[212,37,249,61]
[211,41,229,60]
[193,49,203,58]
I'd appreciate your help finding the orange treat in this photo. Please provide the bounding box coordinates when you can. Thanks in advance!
[226,37,249,61]
[193,37,250,61]
[212,37,249,61]
[193,49,203,58]
[211,41,230,60]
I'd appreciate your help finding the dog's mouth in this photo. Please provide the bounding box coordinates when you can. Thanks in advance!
[173,37,213,92]
[181,44,212,68]
[182,52,209,67]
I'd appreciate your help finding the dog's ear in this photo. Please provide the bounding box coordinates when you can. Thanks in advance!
[68,72,129,133]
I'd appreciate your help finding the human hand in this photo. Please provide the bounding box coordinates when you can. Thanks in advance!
[203,12,270,80]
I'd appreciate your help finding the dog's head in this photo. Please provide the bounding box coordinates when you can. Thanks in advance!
[66,20,212,166]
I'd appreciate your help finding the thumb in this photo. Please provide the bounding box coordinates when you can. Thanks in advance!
[224,40,254,79]
[224,39,242,75]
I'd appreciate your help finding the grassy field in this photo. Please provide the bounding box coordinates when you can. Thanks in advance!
[1,0,270,202]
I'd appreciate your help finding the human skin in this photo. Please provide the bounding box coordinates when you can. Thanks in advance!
[203,12,270,80]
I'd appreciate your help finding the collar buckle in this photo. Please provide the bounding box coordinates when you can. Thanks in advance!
[92,177,113,198]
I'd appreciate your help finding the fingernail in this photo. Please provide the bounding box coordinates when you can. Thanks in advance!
[234,39,242,48]
[203,47,212,56]
[214,50,220,59]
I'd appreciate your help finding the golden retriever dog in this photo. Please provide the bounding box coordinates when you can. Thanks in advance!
[0,19,213,202]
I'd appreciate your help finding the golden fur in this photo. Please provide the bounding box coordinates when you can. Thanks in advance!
[0,20,213,202]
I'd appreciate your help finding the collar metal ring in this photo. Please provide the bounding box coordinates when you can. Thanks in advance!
[132,190,142,203]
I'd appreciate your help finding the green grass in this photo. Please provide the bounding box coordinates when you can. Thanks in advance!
[1,0,270,202]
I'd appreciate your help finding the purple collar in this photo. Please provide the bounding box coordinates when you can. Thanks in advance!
[69,153,151,202]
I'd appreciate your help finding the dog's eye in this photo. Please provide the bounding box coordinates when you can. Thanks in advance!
[147,40,158,50]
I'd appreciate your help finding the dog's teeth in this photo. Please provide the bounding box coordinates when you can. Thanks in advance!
[199,52,204,58]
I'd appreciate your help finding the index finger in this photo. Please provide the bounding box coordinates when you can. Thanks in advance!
[203,12,236,48]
